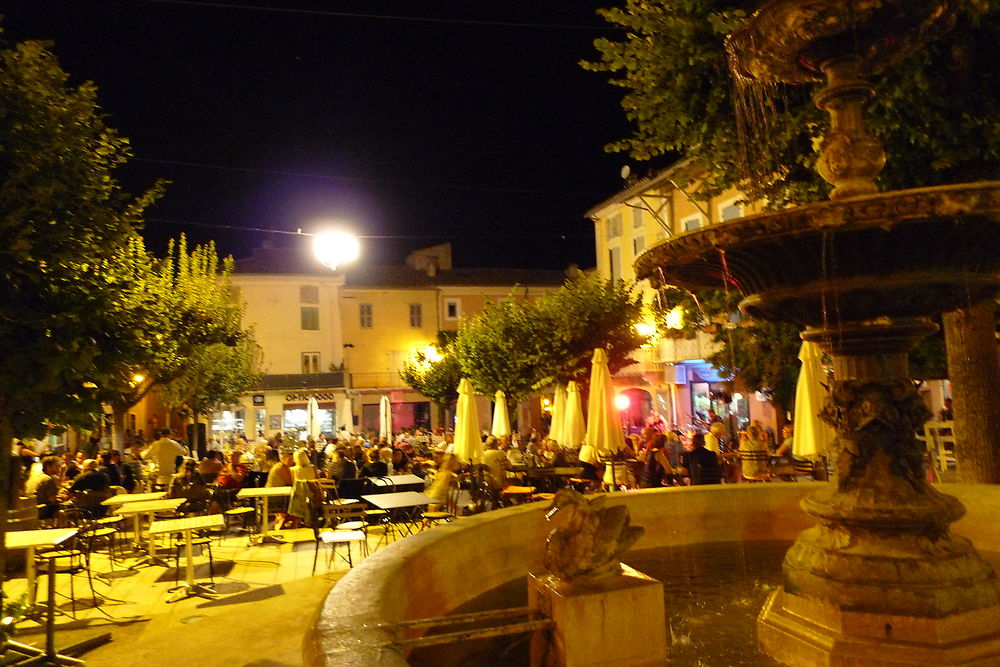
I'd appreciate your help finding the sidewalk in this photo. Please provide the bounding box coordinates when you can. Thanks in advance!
[5,528,375,665]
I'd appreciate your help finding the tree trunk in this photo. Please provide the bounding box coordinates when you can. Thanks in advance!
[0,406,14,606]
[943,300,1000,483]
[111,404,129,452]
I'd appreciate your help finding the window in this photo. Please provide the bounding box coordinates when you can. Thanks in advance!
[633,235,646,257]
[632,207,644,228]
[720,201,744,221]
[682,215,702,233]
[444,298,461,320]
[409,303,422,328]
[359,303,373,328]
[299,285,319,303]
[302,352,320,374]
[609,247,622,285]
[605,213,623,240]
[300,306,319,330]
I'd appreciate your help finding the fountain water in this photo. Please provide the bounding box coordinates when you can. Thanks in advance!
[636,0,1000,664]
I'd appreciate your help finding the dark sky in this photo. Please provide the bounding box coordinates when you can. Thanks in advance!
[4,1,641,270]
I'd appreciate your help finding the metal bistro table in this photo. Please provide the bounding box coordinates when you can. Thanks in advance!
[5,527,111,665]
[361,491,438,536]
[101,491,166,508]
[368,474,426,493]
[237,486,292,544]
[149,514,225,602]
[115,497,185,567]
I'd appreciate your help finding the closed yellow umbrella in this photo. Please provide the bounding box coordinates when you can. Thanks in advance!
[580,348,625,466]
[563,381,586,448]
[491,390,511,438]
[793,341,836,458]
[453,378,483,464]
[549,384,567,444]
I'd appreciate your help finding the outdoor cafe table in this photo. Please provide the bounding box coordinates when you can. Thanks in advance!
[237,485,292,544]
[6,527,77,606]
[115,497,185,566]
[5,527,101,664]
[526,467,584,491]
[149,514,225,602]
[368,474,425,493]
[361,491,438,536]
[100,491,166,507]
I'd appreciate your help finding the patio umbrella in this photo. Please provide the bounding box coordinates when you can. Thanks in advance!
[549,384,567,444]
[491,390,512,438]
[307,396,321,439]
[379,395,392,441]
[562,381,586,448]
[453,378,482,464]
[793,340,836,458]
[338,397,353,436]
[580,348,625,466]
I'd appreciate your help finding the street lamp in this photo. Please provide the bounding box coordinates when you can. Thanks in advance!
[312,229,360,271]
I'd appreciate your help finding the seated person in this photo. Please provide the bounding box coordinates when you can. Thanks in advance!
[480,437,508,491]
[216,450,248,491]
[198,450,224,483]
[291,448,318,481]
[265,450,294,487]
[28,456,66,520]
[69,459,112,515]
[361,449,389,478]
[325,447,358,481]
[678,433,722,485]
[390,448,411,475]
[169,459,212,505]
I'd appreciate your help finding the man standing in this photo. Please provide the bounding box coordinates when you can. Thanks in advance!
[144,429,186,487]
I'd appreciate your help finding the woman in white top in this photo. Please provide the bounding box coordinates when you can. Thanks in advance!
[291,448,318,481]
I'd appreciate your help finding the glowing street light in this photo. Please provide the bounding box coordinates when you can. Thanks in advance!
[312,229,360,271]
[614,393,631,411]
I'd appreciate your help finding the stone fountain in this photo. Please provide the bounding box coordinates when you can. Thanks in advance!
[636,0,1000,664]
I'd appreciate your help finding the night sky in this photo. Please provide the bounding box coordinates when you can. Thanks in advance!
[4,1,647,270]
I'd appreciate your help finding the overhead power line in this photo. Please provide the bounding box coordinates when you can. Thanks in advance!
[144,0,616,31]
[132,157,605,197]
[145,216,590,240]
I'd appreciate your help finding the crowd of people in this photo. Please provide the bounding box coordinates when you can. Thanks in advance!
[16,413,811,526]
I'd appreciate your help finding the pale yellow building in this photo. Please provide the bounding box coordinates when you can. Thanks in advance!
[229,243,563,438]
[586,161,779,434]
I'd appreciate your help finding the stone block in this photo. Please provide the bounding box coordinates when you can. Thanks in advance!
[529,565,666,667]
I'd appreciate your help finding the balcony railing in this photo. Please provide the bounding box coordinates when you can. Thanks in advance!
[252,372,346,391]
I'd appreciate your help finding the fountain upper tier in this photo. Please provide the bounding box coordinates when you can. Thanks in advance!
[725,0,955,83]
[634,182,1000,327]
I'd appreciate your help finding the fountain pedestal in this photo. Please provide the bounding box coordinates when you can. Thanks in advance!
[756,319,1000,665]
[529,566,666,667]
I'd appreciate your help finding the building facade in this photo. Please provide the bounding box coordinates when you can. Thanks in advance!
[587,162,779,434]
[227,242,563,440]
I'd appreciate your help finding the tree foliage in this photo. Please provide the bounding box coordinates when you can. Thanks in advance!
[97,235,245,447]
[399,343,463,408]
[586,0,1000,206]
[453,277,647,401]
[160,332,263,418]
[0,38,161,441]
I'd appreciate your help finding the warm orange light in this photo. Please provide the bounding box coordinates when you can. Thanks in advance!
[614,394,631,411]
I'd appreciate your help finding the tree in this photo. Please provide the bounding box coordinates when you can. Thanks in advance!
[399,341,463,426]
[453,299,552,402]
[588,1,1000,478]
[536,275,647,385]
[97,235,244,449]
[0,37,160,582]
[160,332,263,455]
[453,277,648,403]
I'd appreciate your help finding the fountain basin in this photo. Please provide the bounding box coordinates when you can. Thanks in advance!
[305,483,1000,666]
[635,182,1000,326]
